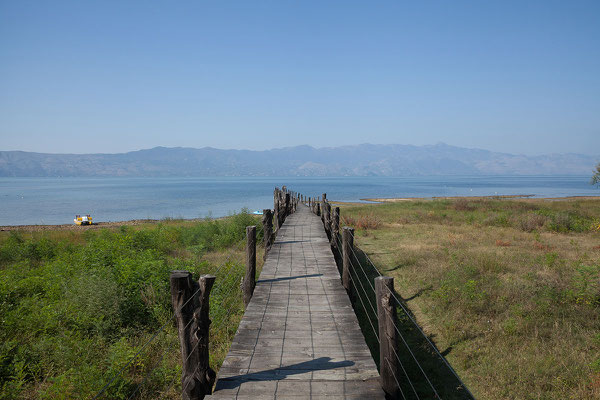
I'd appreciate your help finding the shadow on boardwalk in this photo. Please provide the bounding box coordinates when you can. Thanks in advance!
[331,234,474,400]
[257,273,323,284]
[217,357,355,389]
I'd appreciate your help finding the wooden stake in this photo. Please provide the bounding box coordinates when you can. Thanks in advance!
[262,209,273,258]
[244,226,256,308]
[170,271,216,400]
[342,227,354,294]
[332,207,340,248]
[375,276,400,399]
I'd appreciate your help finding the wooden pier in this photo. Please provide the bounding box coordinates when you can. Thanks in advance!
[207,203,384,399]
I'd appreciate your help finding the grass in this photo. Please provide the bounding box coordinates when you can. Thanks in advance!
[0,210,264,399]
[339,197,600,400]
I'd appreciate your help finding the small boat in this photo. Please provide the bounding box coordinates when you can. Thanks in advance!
[252,210,263,215]
[74,214,92,225]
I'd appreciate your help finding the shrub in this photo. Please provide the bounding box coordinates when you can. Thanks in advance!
[342,214,381,230]
[548,212,591,233]
[519,213,548,232]
[454,198,475,211]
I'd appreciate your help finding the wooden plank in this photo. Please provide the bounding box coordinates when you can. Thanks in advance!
[207,204,383,399]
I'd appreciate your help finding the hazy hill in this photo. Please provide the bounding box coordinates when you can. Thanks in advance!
[0,144,597,177]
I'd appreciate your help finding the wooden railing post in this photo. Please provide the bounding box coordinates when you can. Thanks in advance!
[274,188,280,231]
[324,202,332,238]
[342,227,354,294]
[285,193,291,217]
[243,226,256,308]
[375,276,400,399]
[320,193,326,223]
[170,271,216,400]
[332,207,340,248]
[262,209,273,258]
[316,202,321,216]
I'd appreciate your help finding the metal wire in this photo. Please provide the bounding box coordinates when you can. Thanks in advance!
[346,269,380,343]
[383,284,473,397]
[344,246,427,399]
[347,229,382,277]
[346,235,433,395]
[382,290,440,397]
[346,255,379,320]
[348,229,474,398]
[127,345,168,400]
[346,238,379,294]
[385,356,408,400]
[390,335,422,399]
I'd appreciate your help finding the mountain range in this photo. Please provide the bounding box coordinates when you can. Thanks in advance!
[0,144,597,177]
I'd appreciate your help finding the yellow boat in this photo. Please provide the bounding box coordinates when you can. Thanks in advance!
[74,214,92,225]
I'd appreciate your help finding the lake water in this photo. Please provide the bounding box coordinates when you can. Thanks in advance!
[0,176,598,226]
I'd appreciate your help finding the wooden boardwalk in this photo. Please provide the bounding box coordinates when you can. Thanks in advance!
[207,203,384,399]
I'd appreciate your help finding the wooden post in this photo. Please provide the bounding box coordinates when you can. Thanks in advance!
[320,194,326,224]
[262,209,273,257]
[324,202,332,238]
[244,226,256,308]
[342,227,354,294]
[375,276,400,399]
[332,207,340,247]
[170,271,216,400]
[316,202,321,216]
[274,188,280,231]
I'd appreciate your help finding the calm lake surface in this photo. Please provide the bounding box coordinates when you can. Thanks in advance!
[0,176,598,226]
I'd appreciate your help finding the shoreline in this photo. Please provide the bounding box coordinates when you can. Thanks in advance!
[0,218,210,232]
[334,194,600,205]
[2,194,600,231]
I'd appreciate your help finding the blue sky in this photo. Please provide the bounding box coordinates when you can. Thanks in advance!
[1,1,599,155]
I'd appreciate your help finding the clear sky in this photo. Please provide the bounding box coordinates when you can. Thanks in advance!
[1,1,599,155]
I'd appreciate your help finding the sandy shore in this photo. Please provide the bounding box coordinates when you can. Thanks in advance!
[0,218,208,232]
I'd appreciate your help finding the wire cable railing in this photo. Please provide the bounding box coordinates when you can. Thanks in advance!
[335,233,424,399]
[342,226,474,399]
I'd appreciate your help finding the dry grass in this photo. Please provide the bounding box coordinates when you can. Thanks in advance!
[341,213,382,230]
[340,197,600,400]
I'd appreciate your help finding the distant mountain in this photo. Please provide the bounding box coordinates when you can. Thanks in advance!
[0,144,597,177]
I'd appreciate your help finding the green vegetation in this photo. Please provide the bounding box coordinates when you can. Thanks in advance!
[592,163,600,186]
[0,211,263,399]
[340,197,600,400]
